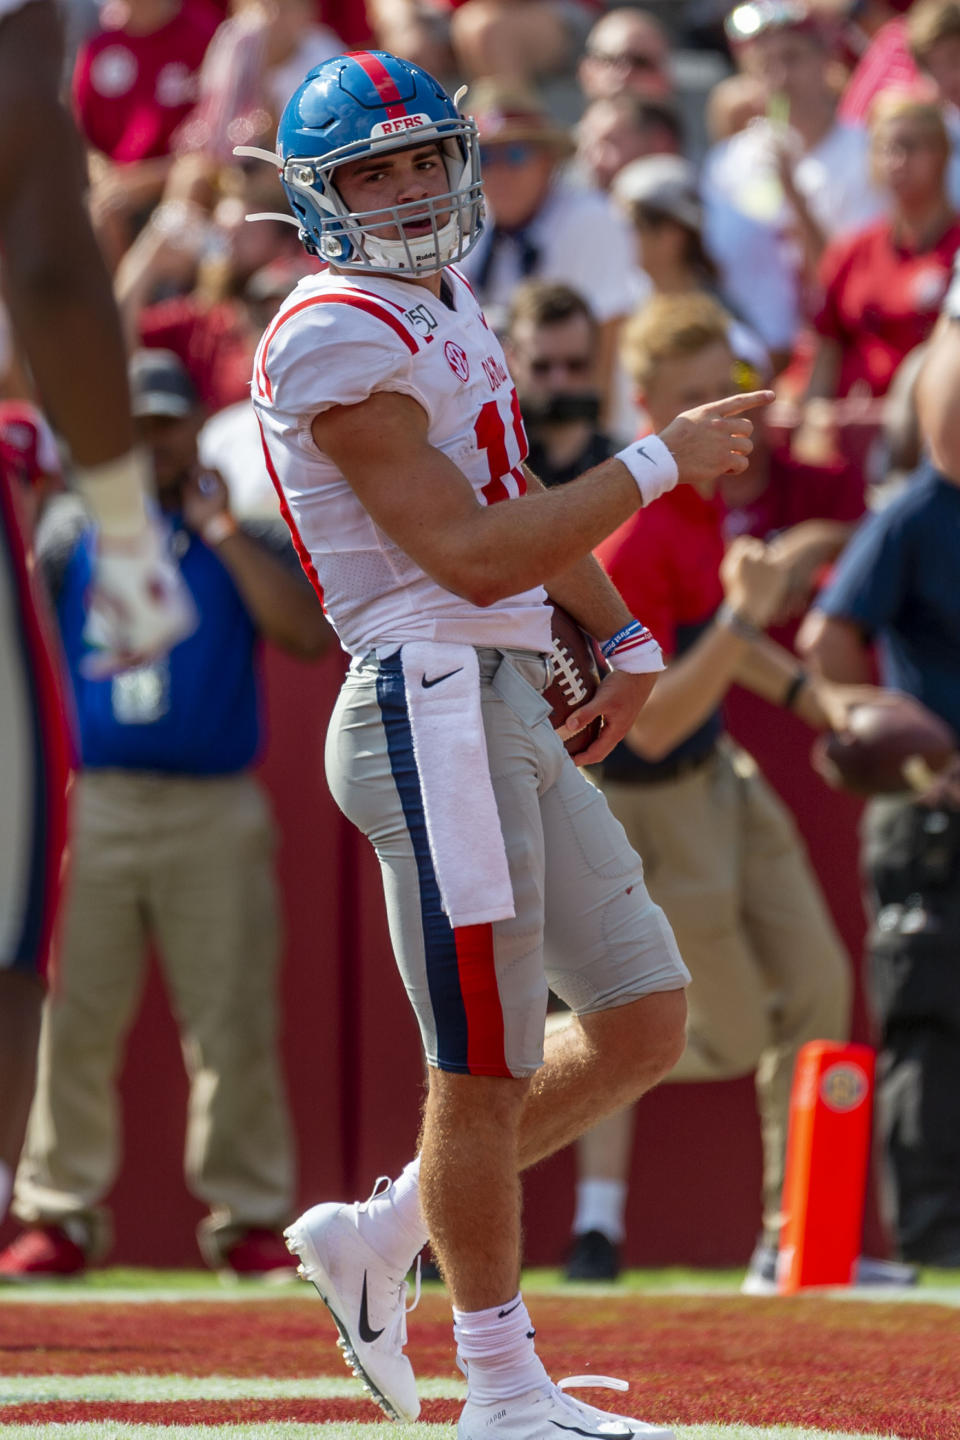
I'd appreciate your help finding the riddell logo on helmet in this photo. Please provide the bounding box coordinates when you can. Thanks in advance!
[370,114,432,138]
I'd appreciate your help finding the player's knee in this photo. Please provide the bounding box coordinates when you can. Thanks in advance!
[594,986,688,1091]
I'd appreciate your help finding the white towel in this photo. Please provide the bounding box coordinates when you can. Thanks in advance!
[401,642,515,928]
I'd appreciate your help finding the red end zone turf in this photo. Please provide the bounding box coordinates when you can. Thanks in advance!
[0,1292,958,1438]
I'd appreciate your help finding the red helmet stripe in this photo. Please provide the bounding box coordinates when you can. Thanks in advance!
[345,51,409,120]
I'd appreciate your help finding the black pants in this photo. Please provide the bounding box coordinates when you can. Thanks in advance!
[862,797,960,1266]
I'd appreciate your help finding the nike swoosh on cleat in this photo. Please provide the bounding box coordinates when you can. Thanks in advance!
[422,667,464,688]
[358,1272,385,1343]
[497,1299,521,1317]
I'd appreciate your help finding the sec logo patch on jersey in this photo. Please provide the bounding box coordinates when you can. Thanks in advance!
[444,341,470,383]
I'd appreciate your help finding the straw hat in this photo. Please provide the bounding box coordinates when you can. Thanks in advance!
[468,78,575,157]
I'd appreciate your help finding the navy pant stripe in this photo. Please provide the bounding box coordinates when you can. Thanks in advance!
[375,654,471,1072]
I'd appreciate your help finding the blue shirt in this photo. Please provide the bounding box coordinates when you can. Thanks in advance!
[816,463,960,736]
[46,513,269,774]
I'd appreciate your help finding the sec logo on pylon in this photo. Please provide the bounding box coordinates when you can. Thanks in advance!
[819,1062,869,1113]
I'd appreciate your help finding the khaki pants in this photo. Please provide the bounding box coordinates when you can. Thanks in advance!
[600,739,851,1240]
[13,770,295,1261]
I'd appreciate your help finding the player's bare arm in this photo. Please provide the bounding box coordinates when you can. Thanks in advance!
[311,387,773,607]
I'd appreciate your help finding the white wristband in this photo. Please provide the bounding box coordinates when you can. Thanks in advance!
[614,434,679,507]
[74,447,151,540]
[608,635,665,675]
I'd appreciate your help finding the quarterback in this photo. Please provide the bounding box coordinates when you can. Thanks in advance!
[247,51,770,1440]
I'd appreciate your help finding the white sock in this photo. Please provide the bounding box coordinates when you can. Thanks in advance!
[0,1160,11,1224]
[572,1178,627,1244]
[454,1292,549,1403]
[355,1157,430,1270]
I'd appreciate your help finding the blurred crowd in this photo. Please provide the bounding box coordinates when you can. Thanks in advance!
[1,0,960,1281]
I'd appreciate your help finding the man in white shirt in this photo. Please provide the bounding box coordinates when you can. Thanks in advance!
[702,0,886,362]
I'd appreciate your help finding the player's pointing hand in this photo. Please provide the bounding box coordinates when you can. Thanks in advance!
[659,389,776,486]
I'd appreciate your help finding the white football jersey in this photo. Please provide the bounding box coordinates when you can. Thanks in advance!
[252,266,552,658]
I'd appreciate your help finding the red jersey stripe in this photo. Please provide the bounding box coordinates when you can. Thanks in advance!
[345,51,408,120]
[256,418,326,608]
[256,292,419,402]
[453,922,508,1076]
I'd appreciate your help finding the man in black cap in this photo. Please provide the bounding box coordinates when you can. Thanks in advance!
[0,351,330,1280]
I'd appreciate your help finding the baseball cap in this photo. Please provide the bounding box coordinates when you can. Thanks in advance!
[0,400,61,486]
[128,349,199,419]
[613,155,702,230]
[469,79,574,154]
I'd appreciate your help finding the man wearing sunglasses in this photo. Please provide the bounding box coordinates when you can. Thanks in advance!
[578,6,674,104]
[503,280,613,490]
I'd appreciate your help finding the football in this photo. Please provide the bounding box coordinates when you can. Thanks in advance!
[811,692,957,796]
[545,605,603,756]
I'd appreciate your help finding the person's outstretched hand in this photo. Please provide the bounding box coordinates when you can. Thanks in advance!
[660,390,775,485]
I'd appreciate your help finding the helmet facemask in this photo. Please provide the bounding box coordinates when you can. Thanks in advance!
[282,119,484,276]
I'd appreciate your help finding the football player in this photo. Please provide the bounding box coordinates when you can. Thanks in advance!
[0,0,193,1224]
[245,50,770,1440]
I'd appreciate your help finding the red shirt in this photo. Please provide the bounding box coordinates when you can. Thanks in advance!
[73,0,219,162]
[720,448,865,544]
[813,218,960,398]
[321,0,373,42]
[595,484,723,660]
[139,296,254,413]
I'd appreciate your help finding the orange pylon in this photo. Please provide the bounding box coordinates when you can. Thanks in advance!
[778,1040,876,1294]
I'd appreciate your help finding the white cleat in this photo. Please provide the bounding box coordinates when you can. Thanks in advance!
[284,1181,421,1422]
[457,1376,675,1440]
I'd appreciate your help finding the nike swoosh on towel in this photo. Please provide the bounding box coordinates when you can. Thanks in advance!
[422,668,465,688]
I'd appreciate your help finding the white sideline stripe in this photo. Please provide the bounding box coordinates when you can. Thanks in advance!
[0,1424,910,1440]
[0,1374,466,1403]
[0,1286,304,1304]
[0,1282,957,1306]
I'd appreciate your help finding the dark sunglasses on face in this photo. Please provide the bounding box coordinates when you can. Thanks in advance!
[586,48,661,72]
[529,355,592,377]
[479,142,538,168]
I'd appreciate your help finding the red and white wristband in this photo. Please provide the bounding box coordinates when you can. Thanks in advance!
[600,620,665,675]
[614,434,679,508]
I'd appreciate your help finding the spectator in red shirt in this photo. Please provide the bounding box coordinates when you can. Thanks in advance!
[73,0,220,265]
[806,93,960,404]
[561,293,873,1291]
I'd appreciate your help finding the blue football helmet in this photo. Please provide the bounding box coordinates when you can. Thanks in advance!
[269,51,484,275]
